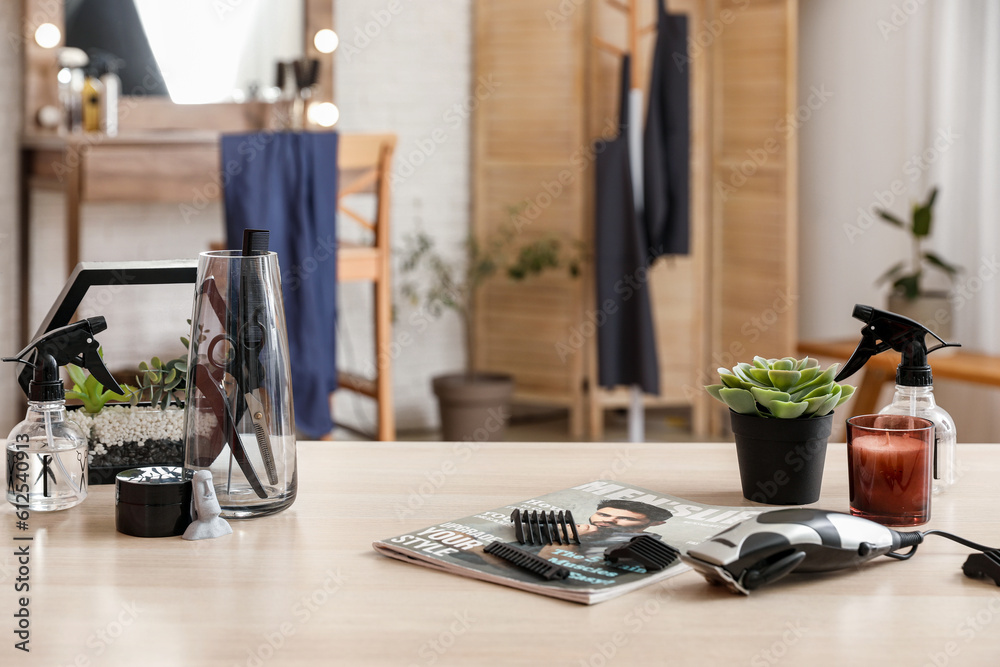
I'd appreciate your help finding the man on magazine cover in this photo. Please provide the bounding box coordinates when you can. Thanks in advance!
[573,499,674,559]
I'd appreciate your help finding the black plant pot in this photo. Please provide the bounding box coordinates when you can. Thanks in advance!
[730,410,834,505]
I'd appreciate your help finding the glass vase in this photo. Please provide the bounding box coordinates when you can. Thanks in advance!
[183,251,296,518]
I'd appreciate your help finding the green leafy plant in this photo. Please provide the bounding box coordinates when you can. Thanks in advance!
[66,363,135,415]
[705,357,856,419]
[876,186,961,299]
[130,354,188,410]
[398,206,580,375]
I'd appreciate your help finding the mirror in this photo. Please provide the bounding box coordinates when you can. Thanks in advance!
[64,0,303,104]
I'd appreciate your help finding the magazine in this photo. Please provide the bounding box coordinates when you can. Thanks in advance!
[373,480,765,604]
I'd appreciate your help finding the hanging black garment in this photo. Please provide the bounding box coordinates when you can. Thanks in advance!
[595,56,660,395]
[643,2,690,257]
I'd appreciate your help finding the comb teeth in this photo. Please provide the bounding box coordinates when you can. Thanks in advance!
[483,541,570,580]
[510,509,581,545]
[604,535,681,572]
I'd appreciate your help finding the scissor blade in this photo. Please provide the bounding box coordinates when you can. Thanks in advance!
[245,392,278,485]
[193,364,267,499]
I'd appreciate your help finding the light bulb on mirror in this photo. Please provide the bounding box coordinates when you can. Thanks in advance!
[307,102,339,128]
[35,23,61,49]
[314,29,339,54]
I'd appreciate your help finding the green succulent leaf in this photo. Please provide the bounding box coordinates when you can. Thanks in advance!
[705,384,726,402]
[746,368,772,384]
[718,388,761,416]
[792,367,822,388]
[733,364,769,388]
[803,357,820,370]
[802,394,832,416]
[767,369,802,391]
[66,364,87,390]
[789,365,839,400]
[770,359,794,371]
[83,374,100,395]
[768,400,808,419]
[835,384,857,407]
[750,387,791,411]
[719,371,747,389]
[812,386,843,417]
[752,356,769,369]
[798,382,835,401]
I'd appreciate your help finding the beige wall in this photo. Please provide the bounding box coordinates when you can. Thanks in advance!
[1,2,23,430]
[798,0,999,441]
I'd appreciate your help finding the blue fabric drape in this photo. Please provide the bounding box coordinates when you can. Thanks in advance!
[222,131,338,437]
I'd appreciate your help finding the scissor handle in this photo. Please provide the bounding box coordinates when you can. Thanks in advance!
[207,334,237,372]
[238,307,267,352]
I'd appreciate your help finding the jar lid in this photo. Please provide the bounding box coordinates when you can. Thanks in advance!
[116,466,191,506]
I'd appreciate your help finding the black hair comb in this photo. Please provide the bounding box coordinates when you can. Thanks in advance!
[483,541,569,581]
[511,509,581,546]
[604,535,680,572]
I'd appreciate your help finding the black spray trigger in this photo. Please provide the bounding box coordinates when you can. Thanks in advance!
[835,304,961,387]
[6,316,124,398]
[82,347,125,396]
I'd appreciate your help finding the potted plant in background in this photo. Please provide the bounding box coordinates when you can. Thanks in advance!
[705,357,856,505]
[399,211,579,442]
[876,186,962,339]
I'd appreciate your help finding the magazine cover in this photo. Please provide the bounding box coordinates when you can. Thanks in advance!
[373,480,766,604]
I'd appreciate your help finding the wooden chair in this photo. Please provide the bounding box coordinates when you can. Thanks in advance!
[334,134,397,441]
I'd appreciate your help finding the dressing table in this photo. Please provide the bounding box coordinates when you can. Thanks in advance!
[16,2,396,440]
[18,0,333,337]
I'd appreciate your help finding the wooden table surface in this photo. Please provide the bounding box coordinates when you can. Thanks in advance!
[3,441,1000,666]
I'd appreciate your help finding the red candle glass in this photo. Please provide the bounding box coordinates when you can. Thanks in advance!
[846,414,934,526]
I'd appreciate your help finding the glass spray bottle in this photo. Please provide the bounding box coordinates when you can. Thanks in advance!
[6,353,90,511]
[835,304,961,493]
[4,317,126,511]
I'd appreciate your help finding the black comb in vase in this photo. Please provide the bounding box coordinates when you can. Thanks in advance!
[511,509,581,546]
[604,535,681,572]
[483,541,570,581]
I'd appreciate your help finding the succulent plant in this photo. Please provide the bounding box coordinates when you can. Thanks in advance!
[131,354,187,410]
[66,362,135,415]
[705,357,856,419]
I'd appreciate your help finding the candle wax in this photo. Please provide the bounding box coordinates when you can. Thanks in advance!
[848,432,931,525]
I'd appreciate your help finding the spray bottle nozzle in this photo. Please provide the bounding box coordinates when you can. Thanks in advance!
[835,304,960,386]
[4,316,124,400]
[852,304,873,322]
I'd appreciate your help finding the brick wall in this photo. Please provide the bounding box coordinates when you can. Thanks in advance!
[334,0,472,433]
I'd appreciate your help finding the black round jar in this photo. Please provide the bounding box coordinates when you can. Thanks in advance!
[115,466,192,537]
